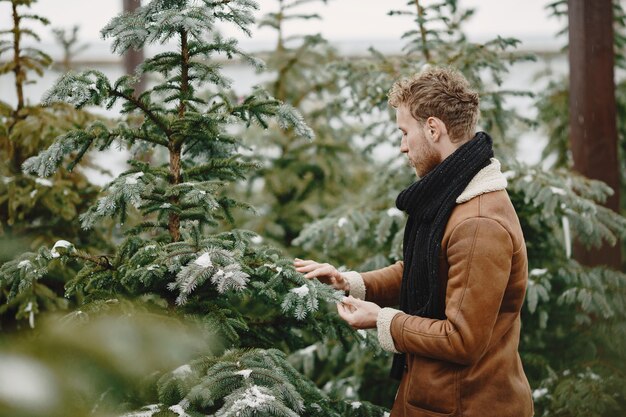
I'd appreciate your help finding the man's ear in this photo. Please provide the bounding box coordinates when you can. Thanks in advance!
[426,117,447,142]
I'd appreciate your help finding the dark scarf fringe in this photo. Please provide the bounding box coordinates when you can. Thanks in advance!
[390,132,494,380]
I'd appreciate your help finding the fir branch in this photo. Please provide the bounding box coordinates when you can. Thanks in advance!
[110,89,173,137]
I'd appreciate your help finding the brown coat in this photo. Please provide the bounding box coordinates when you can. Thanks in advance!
[346,160,533,417]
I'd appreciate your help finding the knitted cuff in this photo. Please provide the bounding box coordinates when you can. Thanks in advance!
[377,308,403,353]
[341,271,366,299]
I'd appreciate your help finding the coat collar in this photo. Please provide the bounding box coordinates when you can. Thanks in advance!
[456,158,507,204]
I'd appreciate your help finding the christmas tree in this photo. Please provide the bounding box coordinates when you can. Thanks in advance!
[3,0,388,415]
[232,0,369,252]
[0,0,108,330]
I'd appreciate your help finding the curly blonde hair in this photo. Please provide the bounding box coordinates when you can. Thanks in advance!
[388,67,480,143]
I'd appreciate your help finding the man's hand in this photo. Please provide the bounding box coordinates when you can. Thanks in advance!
[336,296,381,329]
[293,258,349,292]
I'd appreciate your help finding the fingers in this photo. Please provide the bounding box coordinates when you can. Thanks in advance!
[294,263,324,273]
[336,302,351,322]
[341,296,360,306]
[293,258,316,266]
[302,265,334,279]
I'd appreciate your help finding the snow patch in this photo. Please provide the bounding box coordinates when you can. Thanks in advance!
[193,252,212,268]
[18,260,31,269]
[386,207,403,217]
[120,404,160,417]
[24,302,35,328]
[562,216,571,258]
[51,240,73,258]
[251,235,263,244]
[532,387,548,400]
[160,203,171,209]
[125,172,144,185]
[30,189,37,198]
[300,344,317,356]
[235,369,253,379]
[231,385,275,412]
[549,186,566,196]
[337,217,348,228]
[530,268,548,277]
[351,401,362,409]
[168,404,190,416]
[172,364,192,376]
[290,284,309,297]
[35,178,53,187]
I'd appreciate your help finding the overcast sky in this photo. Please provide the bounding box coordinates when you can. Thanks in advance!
[0,0,563,54]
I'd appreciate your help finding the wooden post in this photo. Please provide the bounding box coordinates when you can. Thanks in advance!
[122,0,145,94]
[568,0,621,268]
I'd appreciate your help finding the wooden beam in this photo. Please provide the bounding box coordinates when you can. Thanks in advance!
[568,0,621,268]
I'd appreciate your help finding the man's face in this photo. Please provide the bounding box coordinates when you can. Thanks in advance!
[396,105,441,177]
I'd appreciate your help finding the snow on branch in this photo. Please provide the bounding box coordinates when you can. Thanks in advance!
[169,247,250,304]
[42,70,111,108]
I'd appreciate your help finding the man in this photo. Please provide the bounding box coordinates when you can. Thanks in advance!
[294,67,533,417]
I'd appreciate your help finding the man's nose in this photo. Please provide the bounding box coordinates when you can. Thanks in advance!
[400,137,408,153]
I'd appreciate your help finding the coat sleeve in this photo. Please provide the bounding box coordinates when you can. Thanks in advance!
[341,261,404,307]
[379,217,513,365]
[361,261,404,307]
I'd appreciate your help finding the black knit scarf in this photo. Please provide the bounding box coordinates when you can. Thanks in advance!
[390,132,494,380]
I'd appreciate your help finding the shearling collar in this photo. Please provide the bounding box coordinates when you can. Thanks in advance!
[456,158,507,204]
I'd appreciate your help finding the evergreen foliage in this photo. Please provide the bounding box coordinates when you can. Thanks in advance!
[234,0,369,250]
[537,0,626,265]
[51,25,88,72]
[0,306,213,417]
[1,0,625,415]
[0,0,107,330]
[294,0,626,414]
[2,0,388,415]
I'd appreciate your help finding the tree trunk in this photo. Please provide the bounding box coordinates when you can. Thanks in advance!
[568,0,621,268]
[122,0,145,95]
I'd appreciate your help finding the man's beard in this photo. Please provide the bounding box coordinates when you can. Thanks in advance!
[409,143,441,178]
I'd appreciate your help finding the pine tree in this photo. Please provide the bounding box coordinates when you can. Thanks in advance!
[51,25,89,72]
[294,0,626,413]
[537,0,626,267]
[0,0,108,330]
[2,0,388,415]
[232,0,369,252]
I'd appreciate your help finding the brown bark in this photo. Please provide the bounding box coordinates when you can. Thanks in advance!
[168,142,182,242]
[167,29,190,242]
[568,0,621,268]
[415,0,431,62]
[122,0,145,94]
[11,2,23,111]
